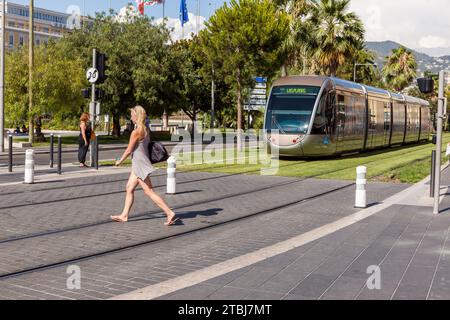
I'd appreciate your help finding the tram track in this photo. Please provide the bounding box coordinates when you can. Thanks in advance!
[0,143,428,243]
[0,180,354,280]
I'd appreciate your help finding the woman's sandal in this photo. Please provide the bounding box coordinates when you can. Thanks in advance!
[165,215,180,226]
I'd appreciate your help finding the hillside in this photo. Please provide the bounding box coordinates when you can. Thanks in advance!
[365,41,450,75]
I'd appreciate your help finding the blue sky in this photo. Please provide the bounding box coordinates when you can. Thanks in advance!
[9,0,228,20]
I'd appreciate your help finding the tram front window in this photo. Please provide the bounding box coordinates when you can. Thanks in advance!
[265,85,321,134]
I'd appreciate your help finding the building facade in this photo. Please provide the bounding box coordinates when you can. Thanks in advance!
[1,1,72,49]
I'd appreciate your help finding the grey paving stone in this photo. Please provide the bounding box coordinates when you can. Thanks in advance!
[289,275,336,298]
[392,284,430,300]
[243,290,285,300]
[158,283,222,300]
[204,286,256,300]
[320,276,366,300]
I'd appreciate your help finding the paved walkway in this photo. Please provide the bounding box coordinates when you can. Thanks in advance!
[118,167,450,300]
[0,167,406,300]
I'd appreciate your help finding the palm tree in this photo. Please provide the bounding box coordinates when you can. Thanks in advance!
[306,0,365,77]
[274,0,313,76]
[382,46,417,92]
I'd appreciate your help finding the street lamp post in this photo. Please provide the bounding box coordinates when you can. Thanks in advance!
[28,0,34,144]
[353,63,378,83]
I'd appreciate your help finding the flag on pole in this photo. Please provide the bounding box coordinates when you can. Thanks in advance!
[180,0,189,26]
[136,0,164,15]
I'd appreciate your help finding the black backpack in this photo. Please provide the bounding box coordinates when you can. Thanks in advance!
[148,131,169,164]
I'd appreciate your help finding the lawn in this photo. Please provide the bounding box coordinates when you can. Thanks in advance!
[172,134,450,184]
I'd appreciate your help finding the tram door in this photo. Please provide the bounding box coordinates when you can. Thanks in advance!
[336,94,346,152]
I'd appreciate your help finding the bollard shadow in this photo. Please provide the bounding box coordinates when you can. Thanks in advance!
[166,190,202,196]
[30,180,66,185]
[364,201,382,209]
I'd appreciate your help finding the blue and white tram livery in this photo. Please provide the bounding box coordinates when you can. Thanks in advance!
[264,76,431,157]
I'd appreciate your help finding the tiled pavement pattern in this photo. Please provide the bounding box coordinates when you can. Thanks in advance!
[0,169,407,299]
[159,169,450,300]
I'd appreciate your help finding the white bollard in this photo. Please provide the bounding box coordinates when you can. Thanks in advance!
[24,149,35,184]
[355,166,367,208]
[167,156,176,195]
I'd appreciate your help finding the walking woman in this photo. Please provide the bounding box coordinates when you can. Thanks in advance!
[78,112,92,167]
[111,106,179,226]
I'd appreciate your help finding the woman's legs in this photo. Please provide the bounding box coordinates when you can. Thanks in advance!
[78,136,89,166]
[111,172,139,222]
[138,176,177,224]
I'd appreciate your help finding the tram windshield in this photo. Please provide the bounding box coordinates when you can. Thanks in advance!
[265,85,321,134]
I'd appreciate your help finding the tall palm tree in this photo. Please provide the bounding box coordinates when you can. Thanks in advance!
[306,0,365,77]
[382,46,417,92]
[274,0,313,76]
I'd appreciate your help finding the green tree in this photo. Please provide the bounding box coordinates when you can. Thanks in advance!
[200,0,290,149]
[337,43,383,87]
[5,42,85,140]
[273,0,313,76]
[60,11,172,136]
[382,46,417,92]
[306,0,365,77]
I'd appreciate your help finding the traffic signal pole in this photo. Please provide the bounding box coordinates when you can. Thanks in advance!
[90,49,97,168]
[433,70,446,214]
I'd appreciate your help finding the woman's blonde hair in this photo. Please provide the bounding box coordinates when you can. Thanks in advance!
[131,106,147,132]
[80,112,90,123]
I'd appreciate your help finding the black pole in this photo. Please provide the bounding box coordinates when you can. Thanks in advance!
[49,134,54,168]
[57,135,62,175]
[8,134,12,172]
[95,136,99,170]
[430,150,436,198]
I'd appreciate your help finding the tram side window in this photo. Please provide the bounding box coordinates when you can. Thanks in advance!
[312,90,328,134]
[384,102,391,131]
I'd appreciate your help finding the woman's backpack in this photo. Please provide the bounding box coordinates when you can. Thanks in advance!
[148,131,169,164]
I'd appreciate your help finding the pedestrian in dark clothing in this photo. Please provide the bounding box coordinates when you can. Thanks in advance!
[78,112,92,167]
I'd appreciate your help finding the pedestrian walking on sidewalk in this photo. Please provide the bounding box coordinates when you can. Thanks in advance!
[111,106,179,226]
[78,112,92,168]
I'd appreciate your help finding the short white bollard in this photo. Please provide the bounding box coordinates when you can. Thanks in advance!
[167,156,176,195]
[24,149,35,184]
[355,166,367,208]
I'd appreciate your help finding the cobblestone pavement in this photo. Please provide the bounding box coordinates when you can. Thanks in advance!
[156,168,450,300]
[0,167,407,300]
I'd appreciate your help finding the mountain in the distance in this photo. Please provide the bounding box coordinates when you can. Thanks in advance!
[365,41,450,75]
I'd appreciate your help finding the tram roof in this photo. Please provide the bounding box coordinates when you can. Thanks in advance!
[272,75,328,87]
[272,76,430,106]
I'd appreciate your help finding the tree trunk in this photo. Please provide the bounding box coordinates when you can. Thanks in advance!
[162,108,169,130]
[236,72,242,151]
[281,64,288,77]
[112,114,121,137]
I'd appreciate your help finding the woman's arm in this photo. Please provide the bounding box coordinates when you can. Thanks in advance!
[115,130,140,166]
[80,122,88,145]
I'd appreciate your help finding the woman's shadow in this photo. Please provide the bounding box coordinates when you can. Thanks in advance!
[131,208,224,225]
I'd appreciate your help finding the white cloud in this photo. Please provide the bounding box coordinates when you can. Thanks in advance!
[155,12,206,42]
[419,36,450,49]
[348,0,450,56]
[115,5,139,23]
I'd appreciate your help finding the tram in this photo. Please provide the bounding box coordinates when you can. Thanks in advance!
[264,76,431,157]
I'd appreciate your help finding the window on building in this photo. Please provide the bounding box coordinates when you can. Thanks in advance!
[43,27,49,33]
[19,35,24,46]
[8,21,15,27]
[9,34,14,46]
